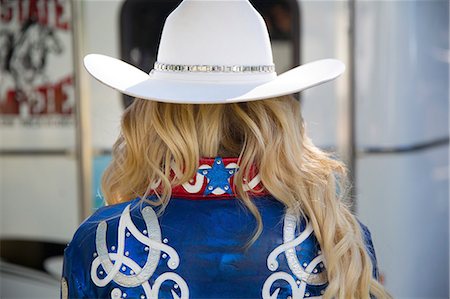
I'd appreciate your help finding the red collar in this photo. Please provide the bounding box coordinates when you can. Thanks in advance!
[164,157,268,200]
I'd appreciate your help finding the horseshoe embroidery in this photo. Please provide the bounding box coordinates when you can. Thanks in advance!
[90,204,189,299]
[262,213,328,299]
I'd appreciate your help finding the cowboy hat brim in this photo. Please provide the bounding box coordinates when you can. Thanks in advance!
[83,54,345,104]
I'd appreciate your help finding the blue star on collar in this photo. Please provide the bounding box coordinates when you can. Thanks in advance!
[197,157,239,195]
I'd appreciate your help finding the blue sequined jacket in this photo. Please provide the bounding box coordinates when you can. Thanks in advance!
[61,157,379,299]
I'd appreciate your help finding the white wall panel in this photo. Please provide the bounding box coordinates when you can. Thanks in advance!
[355,1,448,148]
[0,157,79,242]
[81,0,125,151]
[299,0,349,149]
[357,145,449,299]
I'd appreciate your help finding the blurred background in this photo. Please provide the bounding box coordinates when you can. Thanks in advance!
[0,0,448,298]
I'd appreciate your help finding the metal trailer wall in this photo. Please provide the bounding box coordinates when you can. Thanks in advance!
[355,2,449,298]
[0,1,124,298]
[302,1,449,298]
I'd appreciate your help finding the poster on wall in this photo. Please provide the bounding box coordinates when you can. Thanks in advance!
[0,0,75,150]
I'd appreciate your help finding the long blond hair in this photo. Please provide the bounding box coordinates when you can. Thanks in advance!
[101,95,391,299]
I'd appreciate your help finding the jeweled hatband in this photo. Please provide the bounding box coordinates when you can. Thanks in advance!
[153,61,275,73]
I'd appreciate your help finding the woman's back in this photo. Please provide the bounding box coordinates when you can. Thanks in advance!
[61,158,378,299]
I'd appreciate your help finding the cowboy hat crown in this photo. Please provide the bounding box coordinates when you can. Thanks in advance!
[159,0,273,67]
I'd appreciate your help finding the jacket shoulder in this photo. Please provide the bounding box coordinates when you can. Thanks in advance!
[356,218,380,280]
[67,199,140,251]
[61,198,147,298]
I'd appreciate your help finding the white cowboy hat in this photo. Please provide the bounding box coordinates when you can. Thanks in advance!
[83,0,345,104]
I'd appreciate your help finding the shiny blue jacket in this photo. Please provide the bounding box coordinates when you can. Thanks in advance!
[61,157,379,299]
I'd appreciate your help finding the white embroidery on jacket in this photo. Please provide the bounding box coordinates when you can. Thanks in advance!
[262,212,327,299]
[90,204,189,299]
[61,277,68,299]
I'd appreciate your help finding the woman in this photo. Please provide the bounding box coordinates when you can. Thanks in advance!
[61,0,392,298]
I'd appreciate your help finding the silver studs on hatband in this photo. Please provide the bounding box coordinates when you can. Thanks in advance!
[153,61,275,73]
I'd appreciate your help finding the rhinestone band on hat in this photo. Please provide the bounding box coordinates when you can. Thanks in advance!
[153,61,275,73]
